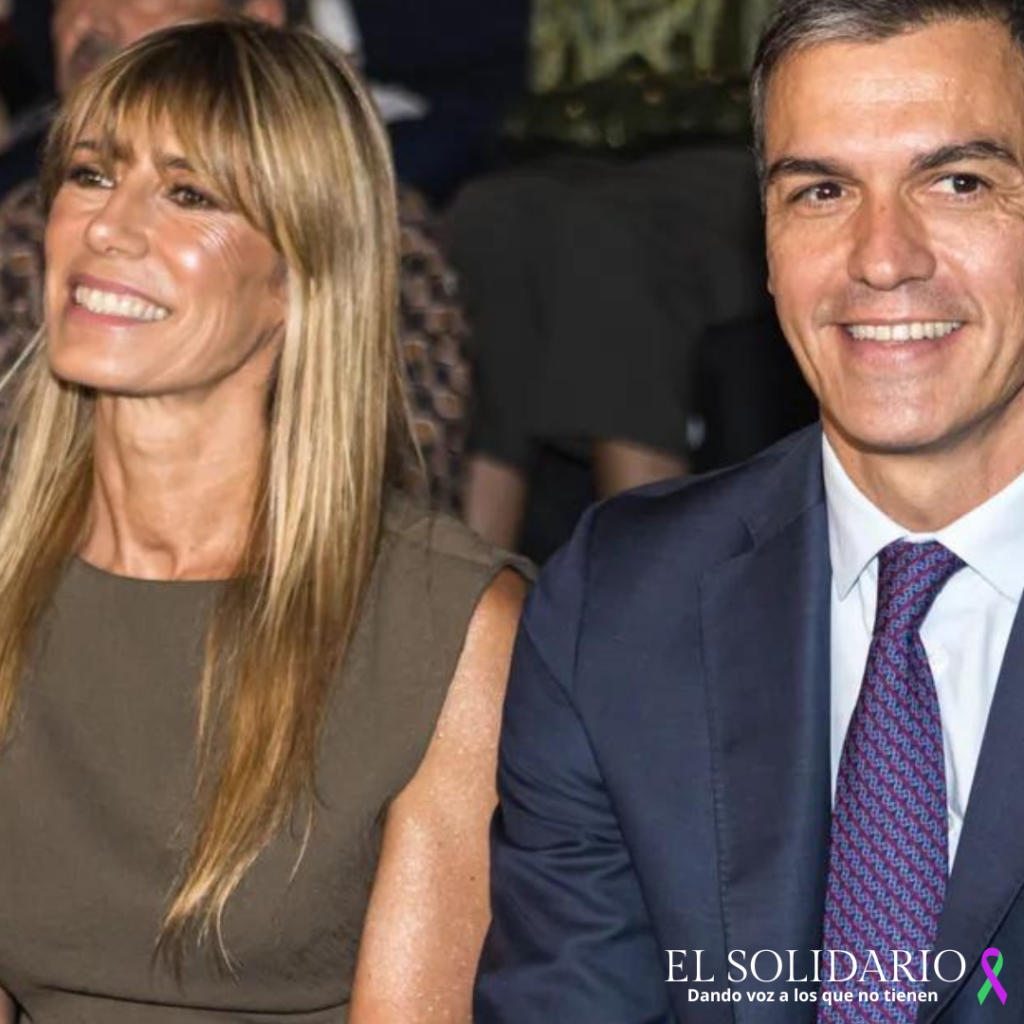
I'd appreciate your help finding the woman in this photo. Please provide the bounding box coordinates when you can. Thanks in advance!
[0,18,528,1022]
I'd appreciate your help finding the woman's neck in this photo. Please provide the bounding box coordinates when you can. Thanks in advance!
[79,390,267,580]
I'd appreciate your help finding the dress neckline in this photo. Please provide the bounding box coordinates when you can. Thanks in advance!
[70,554,225,588]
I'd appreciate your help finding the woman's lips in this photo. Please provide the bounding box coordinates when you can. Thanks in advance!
[67,274,172,324]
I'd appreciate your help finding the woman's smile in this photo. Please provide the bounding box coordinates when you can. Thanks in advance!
[67,272,172,325]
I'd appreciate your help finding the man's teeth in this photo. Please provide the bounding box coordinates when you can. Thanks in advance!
[73,285,169,322]
[846,321,961,342]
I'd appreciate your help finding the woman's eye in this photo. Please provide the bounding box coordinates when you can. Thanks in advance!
[168,184,217,210]
[66,164,113,189]
[790,181,845,207]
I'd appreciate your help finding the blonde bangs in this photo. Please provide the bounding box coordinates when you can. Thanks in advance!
[41,19,398,269]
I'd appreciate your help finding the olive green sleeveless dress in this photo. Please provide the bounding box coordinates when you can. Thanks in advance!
[0,501,530,1023]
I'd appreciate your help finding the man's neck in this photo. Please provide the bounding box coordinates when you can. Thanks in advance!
[824,421,1024,532]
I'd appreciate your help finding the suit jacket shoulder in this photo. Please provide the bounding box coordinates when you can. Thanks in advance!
[521,424,825,701]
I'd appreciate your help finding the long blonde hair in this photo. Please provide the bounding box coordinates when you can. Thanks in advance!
[0,18,414,962]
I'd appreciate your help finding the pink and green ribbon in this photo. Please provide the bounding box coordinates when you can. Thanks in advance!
[979,948,1007,1006]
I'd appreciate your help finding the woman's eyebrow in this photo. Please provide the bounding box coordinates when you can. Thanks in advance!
[154,153,197,173]
[70,138,133,161]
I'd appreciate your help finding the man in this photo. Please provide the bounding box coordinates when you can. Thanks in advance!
[0,0,470,508]
[476,1,1024,1021]
[0,0,294,201]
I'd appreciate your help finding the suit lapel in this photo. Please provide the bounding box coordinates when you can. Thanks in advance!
[919,606,1024,1021]
[700,429,832,1022]
[696,426,1024,1023]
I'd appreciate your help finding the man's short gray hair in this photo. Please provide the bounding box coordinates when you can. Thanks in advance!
[750,0,1024,183]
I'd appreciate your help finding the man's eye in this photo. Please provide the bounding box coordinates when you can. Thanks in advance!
[168,184,217,210]
[790,182,845,206]
[66,163,113,189]
[933,173,988,197]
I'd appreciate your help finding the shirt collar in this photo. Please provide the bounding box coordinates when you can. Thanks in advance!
[823,436,1024,604]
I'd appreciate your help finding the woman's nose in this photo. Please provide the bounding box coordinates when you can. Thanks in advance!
[84,185,150,260]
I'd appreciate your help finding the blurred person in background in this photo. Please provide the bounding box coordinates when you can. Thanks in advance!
[0,19,528,1022]
[311,0,531,207]
[448,0,778,550]
[0,0,471,509]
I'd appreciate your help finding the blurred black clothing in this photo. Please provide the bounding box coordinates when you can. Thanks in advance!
[353,0,530,204]
[447,147,770,469]
[10,0,55,98]
[0,0,53,203]
[0,118,48,205]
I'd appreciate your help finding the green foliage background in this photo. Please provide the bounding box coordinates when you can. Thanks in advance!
[531,0,778,92]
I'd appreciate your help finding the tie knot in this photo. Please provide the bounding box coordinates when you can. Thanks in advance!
[875,540,965,636]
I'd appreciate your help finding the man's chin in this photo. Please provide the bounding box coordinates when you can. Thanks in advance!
[822,416,959,459]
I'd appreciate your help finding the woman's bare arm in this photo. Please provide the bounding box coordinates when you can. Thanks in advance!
[348,568,527,1024]
[0,985,16,1023]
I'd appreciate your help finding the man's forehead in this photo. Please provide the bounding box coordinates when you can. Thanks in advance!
[766,19,1024,151]
[53,0,227,14]
[778,23,1015,92]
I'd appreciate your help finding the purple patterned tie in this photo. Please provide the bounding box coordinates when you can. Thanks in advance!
[818,540,964,1022]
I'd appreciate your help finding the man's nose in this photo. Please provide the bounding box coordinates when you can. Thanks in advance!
[846,195,936,290]
[55,0,117,42]
[53,0,120,86]
[84,186,150,260]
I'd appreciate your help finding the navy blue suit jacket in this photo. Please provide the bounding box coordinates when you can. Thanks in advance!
[476,424,1024,1023]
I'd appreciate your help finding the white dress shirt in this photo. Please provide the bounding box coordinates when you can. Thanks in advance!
[824,437,1024,867]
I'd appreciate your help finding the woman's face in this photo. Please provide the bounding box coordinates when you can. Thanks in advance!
[45,122,286,401]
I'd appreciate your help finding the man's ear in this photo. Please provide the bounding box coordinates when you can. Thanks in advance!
[239,0,287,27]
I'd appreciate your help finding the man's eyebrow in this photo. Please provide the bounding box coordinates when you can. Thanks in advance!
[764,157,852,188]
[764,141,1022,189]
[911,139,1020,172]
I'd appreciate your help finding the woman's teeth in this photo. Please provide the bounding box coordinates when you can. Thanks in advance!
[846,321,961,342]
[73,285,170,322]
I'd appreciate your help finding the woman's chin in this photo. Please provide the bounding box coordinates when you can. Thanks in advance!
[47,347,144,395]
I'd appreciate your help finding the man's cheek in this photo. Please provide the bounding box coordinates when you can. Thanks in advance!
[992,181,1024,220]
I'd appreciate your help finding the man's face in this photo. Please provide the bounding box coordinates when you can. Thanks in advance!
[764,19,1024,470]
[53,0,228,94]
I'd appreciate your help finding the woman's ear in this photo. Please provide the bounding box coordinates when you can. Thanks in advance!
[239,0,288,28]
[270,256,289,300]
[263,258,289,335]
